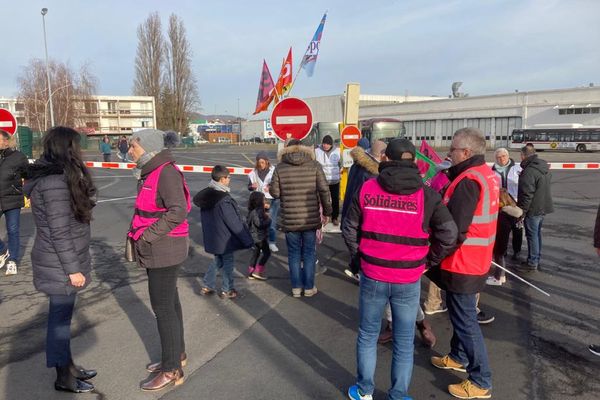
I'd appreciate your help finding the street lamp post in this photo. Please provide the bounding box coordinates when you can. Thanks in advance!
[41,7,54,129]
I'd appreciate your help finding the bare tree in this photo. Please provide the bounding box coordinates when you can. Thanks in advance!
[163,14,199,134]
[133,12,165,127]
[16,59,97,132]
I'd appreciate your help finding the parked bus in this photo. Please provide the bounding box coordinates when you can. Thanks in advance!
[303,122,340,147]
[359,118,404,145]
[510,125,600,152]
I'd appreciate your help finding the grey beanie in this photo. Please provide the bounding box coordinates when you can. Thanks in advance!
[131,129,165,154]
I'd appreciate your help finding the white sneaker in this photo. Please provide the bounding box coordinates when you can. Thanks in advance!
[344,269,360,282]
[304,287,318,297]
[5,261,17,275]
[268,243,279,252]
[0,250,8,269]
[486,276,503,286]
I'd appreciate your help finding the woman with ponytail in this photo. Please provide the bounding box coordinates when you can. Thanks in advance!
[23,126,97,394]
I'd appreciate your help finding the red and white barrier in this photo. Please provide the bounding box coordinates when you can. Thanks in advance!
[485,162,599,170]
[83,161,254,175]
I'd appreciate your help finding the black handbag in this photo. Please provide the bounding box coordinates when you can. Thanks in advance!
[125,236,136,262]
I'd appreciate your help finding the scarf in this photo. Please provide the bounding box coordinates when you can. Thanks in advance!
[132,151,159,180]
[208,179,231,193]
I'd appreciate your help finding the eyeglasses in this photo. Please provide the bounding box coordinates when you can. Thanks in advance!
[449,147,467,153]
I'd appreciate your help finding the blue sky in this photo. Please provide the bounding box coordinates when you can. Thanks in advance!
[2,0,599,119]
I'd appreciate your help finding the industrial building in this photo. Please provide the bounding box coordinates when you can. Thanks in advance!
[244,86,600,148]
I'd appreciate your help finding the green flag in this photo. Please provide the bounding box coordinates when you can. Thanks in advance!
[416,149,437,182]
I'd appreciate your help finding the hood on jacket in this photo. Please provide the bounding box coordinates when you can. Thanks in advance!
[377,160,423,195]
[22,161,64,197]
[350,146,379,175]
[193,187,229,210]
[520,154,549,175]
[277,145,315,165]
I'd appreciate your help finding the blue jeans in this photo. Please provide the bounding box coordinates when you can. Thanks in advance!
[356,274,420,399]
[0,208,21,262]
[524,215,544,266]
[268,199,280,243]
[285,230,316,289]
[46,293,76,368]
[203,252,235,292]
[447,291,492,389]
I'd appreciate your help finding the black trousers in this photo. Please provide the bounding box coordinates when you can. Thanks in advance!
[512,224,523,256]
[147,265,185,371]
[329,183,340,220]
[46,293,76,368]
[249,240,271,267]
[103,153,111,162]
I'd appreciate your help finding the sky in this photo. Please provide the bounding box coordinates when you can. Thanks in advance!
[2,0,599,120]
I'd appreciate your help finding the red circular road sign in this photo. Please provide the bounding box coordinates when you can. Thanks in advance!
[0,108,17,135]
[341,125,361,148]
[270,97,313,141]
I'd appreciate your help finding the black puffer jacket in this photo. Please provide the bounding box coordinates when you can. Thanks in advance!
[270,145,332,232]
[23,162,92,295]
[247,208,271,243]
[0,148,28,211]
[518,155,554,217]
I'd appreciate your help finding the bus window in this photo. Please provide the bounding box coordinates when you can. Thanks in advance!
[512,130,524,143]
[370,121,404,143]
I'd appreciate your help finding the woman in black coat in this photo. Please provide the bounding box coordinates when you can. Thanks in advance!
[23,127,97,394]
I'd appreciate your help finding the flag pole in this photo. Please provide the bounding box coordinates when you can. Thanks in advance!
[491,261,551,297]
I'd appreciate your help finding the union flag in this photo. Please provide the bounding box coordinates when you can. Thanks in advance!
[275,47,293,99]
[253,60,276,115]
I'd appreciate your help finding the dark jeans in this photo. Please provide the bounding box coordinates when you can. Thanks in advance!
[249,240,271,267]
[447,291,492,389]
[0,208,21,261]
[268,199,280,243]
[512,224,523,256]
[147,265,185,371]
[329,183,340,220]
[46,294,76,368]
[524,215,544,266]
[285,230,317,289]
[103,153,111,162]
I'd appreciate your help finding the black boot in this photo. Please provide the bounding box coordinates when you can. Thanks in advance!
[55,366,95,393]
[70,359,97,381]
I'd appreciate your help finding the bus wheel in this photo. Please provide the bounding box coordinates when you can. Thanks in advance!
[576,144,587,153]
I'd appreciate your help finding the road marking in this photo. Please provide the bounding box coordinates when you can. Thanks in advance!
[98,179,121,191]
[241,153,255,166]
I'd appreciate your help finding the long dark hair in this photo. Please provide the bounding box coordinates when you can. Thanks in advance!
[248,191,265,212]
[42,127,97,223]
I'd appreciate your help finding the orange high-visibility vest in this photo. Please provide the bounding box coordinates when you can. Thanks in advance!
[441,163,499,276]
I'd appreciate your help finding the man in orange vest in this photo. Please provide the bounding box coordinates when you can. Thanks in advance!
[428,128,499,399]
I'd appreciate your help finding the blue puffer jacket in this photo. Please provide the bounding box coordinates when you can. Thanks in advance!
[193,187,253,255]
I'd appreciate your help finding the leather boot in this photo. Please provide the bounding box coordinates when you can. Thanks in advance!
[140,368,184,391]
[146,352,187,373]
[416,319,436,348]
[55,366,95,393]
[70,359,97,381]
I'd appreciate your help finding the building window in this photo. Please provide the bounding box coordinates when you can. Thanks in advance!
[592,107,600,113]
[107,102,117,114]
[84,102,98,114]
[17,117,26,124]
[558,109,566,115]
[15,103,25,111]
[86,122,99,129]
[559,107,600,114]
[0,103,8,109]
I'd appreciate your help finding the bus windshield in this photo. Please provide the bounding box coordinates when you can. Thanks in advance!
[371,121,404,143]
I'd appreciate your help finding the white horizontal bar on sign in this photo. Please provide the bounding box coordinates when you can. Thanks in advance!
[0,121,14,127]
[275,115,308,124]
[344,134,360,139]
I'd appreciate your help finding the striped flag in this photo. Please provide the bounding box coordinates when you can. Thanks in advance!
[300,13,327,77]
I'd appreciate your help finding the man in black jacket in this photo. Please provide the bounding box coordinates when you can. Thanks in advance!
[0,130,28,275]
[516,146,554,271]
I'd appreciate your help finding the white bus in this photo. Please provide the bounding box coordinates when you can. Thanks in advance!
[510,124,600,152]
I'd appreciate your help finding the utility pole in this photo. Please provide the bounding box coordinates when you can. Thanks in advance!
[41,7,54,129]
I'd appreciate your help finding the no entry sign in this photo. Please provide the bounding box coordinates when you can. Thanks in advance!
[341,125,361,148]
[0,108,17,135]
[270,97,313,141]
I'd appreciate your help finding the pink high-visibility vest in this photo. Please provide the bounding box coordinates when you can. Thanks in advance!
[129,162,191,241]
[358,178,429,284]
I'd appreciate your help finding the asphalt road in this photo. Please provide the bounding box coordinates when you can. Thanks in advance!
[0,144,598,400]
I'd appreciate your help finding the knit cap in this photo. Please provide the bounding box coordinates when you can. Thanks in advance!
[131,129,165,154]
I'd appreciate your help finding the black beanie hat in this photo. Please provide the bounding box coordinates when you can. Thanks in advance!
[256,151,269,161]
[322,135,333,145]
[385,138,416,161]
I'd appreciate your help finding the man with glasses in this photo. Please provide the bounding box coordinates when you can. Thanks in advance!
[428,128,499,399]
[0,130,28,275]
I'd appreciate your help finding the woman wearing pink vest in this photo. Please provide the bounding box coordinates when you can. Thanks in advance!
[128,129,191,391]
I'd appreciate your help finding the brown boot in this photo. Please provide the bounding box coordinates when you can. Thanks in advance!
[140,368,184,391]
[378,321,393,344]
[416,319,436,348]
[146,353,188,373]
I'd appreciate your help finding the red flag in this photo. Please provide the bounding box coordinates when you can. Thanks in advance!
[253,60,276,115]
[419,139,443,164]
[275,47,293,99]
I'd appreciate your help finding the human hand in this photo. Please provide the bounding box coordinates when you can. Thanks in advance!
[69,273,86,287]
[263,185,269,193]
[251,183,258,190]
[322,216,330,226]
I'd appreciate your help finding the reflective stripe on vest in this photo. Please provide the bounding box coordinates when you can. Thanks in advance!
[358,178,429,284]
[129,162,191,241]
[441,164,499,276]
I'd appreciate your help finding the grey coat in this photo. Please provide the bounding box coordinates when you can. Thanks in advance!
[270,145,332,232]
[23,164,92,295]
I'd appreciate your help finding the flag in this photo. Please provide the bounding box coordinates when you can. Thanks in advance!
[300,13,327,77]
[419,139,442,164]
[253,60,276,115]
[416,150,437,183]
[275,47,293,98]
